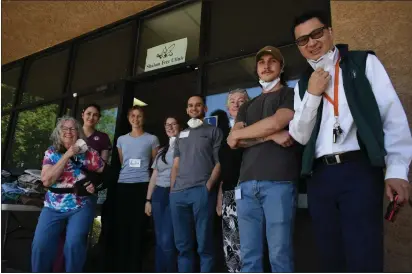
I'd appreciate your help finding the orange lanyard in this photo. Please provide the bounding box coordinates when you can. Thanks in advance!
[323,55,341,117]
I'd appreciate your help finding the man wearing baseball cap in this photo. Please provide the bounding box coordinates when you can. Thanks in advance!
[227,46,302,272]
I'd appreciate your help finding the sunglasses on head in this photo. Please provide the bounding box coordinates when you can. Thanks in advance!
[295,26,328,47]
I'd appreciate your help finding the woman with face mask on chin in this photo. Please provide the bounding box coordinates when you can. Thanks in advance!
[145,116,182,272]
[113,105,160,273]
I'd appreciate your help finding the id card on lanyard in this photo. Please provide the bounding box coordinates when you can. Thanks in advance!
[323,55,343,143]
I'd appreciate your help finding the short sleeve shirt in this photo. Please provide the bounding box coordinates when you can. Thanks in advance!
[236,87,303,182]
[117,133,160,183]
[86,130,112,155]
[42,146,104,212]
[172,124,223,192]
[151,145,175,187]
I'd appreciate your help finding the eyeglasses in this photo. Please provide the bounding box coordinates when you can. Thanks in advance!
[164,123,178,128]
[295,26,328,47]
[61,127,77,132]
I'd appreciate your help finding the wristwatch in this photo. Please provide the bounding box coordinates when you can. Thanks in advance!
[146,199,152,203]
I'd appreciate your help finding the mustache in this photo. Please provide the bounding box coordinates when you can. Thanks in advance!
[262,70,274,74]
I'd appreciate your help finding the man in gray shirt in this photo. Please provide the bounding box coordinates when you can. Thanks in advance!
[227,46,302,272]
[170,95,223,272]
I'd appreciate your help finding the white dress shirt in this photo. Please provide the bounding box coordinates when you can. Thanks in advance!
[229,116,235,128]
[289,49,412,181]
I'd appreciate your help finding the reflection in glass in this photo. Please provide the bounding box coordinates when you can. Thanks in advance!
[136,2,201,74]
[2,114,10,146]
[2,66,22,111]
[22,49,70,105]
[72,23,135,92]
[207,45,307,96]
[7,104,59,169]
[208,0,330,58]
[134,72,197,145]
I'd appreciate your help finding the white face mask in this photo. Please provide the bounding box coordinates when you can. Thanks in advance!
[259,77,281,92]
[169,136,176,147]
[307,47,336,72]
[187,118,203,129]
[75,139,88,154]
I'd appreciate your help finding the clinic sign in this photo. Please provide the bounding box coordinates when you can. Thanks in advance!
[144,38,188,72]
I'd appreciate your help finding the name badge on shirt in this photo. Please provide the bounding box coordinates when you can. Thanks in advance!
[235,186,242,200]
[129,159,141,168]
[179,131,190,138]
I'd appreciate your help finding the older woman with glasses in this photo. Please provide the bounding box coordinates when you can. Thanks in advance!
[145,116,182,272]
[31,116,105,272]
[215,89,250,272]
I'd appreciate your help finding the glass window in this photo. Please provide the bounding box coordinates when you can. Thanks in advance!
[208,0,331,58]
[2,114,10,147]
[76,90,120,149]
[22,49,70,105]
[2,66,21,111]
[134,71,198,145]
[71,23,135,92]
[205,46,304,117]
[136,2,201,74]
[6,104,59,169]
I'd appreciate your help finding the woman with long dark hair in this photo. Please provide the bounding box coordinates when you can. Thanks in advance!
[81,103,112,161]
[145,116,182,272]
[113,105,159,272]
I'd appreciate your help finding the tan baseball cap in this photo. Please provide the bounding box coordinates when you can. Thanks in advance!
[255,46,284,66]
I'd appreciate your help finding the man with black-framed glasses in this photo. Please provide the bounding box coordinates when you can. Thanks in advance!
[289,11,412,272]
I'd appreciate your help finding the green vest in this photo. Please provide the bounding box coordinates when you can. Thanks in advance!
[299,44,386,176]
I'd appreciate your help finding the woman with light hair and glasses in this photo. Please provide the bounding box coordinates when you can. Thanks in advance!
[215,88,249,272]
[226,88,250,128]
[31,116,104,272]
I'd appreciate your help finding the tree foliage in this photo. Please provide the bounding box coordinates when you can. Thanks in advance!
[6,104,59,169]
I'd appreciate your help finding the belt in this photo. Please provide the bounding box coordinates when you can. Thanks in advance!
[48,187,75,194]
[315,150,365,166]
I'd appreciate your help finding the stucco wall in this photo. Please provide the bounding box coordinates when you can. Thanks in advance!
[331,1,412,272]
[1,1,164,64]
[2,0,411,271]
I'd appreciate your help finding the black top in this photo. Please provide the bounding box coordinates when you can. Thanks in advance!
[219,141,243,192]
[236,87,303,182]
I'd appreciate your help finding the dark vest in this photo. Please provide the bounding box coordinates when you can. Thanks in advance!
[299,44,386,176]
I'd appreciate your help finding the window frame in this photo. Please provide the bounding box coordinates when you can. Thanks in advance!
[1,0,331,174]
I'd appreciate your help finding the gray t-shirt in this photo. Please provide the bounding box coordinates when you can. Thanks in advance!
[117,132,160,183]
[236,87,302,182]
[172,124,223,192]
[151,145,174,188]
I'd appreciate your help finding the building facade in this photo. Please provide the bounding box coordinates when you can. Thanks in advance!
[2,0,411,271]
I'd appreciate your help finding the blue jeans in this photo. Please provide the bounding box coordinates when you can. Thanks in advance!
[152,186,177,272]
[170,185,216,272]
[31,198,96,272]
[236,180,296,272]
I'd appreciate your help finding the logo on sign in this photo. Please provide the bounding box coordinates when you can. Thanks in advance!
[145,38,187,72]
[156,44,175,59]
